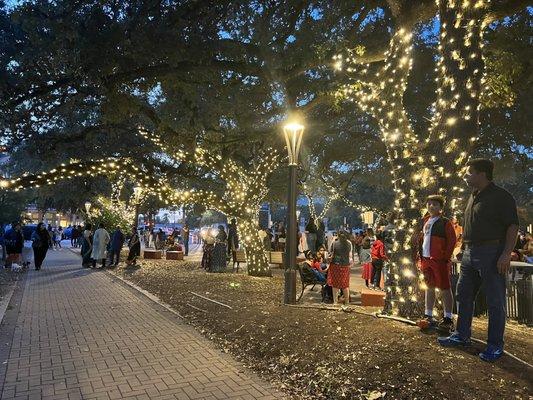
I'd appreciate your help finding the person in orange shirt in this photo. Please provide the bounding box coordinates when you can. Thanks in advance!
[417,195,457,333]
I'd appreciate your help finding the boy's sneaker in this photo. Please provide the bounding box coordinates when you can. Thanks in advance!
[437,332,471,347]
[479,345,504,362]
[416,315,438,330]
[437,317,454,333]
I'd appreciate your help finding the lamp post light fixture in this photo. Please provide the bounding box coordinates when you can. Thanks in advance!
[283,122,304,305]
[84,201,92,223]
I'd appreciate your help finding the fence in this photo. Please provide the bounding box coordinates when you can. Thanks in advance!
[451,262,533,327]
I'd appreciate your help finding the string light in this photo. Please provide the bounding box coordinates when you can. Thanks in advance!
[330,0,490,318]
[1,129,284,277]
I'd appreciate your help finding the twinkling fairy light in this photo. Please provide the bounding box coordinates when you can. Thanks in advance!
[138,127,282,276]
[302,182,380,222]
[0,144,282,277]
[335,28,425,316]
[427,0,489,218]
[332,1,492,317]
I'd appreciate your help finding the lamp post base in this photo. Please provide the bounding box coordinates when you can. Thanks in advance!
[284,269,297,304]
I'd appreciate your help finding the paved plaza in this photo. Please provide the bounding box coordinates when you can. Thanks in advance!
[0,248,282,400]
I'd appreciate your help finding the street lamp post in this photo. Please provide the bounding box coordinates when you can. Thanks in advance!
[133,185,143,228]
[283,122,304,305]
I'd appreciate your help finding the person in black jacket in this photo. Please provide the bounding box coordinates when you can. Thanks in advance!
[31,222,51,270]
[4,221,24,267]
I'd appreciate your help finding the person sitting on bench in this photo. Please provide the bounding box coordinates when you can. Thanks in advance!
[303,250,325,282]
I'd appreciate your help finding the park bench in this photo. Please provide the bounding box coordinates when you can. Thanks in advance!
[166,251,184,260]
[297,263,326,302]
[232,249,247,273]
[269,251,284,267]
[143,249,162,259]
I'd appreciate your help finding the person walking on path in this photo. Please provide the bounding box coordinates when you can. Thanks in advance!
[438,159,519,362]
[109,227,125,267]
[52,227,62,250]
[71,225,80,247]
[126,226,141,266]
[416,195,457,333]
[91,223,110,269]
[327,231,353,305]
[4,221,24,267]
[31,222,51,270]
[81,223,93,267]
[182,224,190,256]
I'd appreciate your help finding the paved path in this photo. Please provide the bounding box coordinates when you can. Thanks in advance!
[0,248,282,400]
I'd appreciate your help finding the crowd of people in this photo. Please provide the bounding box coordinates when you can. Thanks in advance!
[0,221,64,270]
[141,224,190,255]
[0,160,529,363]
[79,223,140,268]
[298,226,391,305]
[200,219,239,272]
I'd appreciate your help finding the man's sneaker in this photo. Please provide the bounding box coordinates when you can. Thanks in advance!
[479,345,504,362]
[437,332,471,347]
[417,315,438,330]
[437,317,454,333]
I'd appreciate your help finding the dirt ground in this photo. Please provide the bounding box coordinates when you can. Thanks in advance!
[112,259,533,400]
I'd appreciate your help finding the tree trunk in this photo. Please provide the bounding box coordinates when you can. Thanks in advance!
[427,0,485,216]
[238,217,272,277]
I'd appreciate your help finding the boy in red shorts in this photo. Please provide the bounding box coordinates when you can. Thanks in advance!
[417,195,457,332]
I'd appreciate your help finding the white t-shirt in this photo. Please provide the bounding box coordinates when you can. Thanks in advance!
[422,216,440,257]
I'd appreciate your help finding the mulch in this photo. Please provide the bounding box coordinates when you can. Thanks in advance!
[112,259,533,400]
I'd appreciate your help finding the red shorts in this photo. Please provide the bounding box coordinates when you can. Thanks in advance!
[420,258,451,290]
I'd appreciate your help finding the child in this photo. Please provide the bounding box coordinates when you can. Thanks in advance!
[303,250,325,282]
[360,237,373,288]
[417,195,457,333]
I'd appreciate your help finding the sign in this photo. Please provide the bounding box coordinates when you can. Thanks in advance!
[362,211,375,225]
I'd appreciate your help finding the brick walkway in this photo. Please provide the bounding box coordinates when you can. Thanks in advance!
[0,248,282,400]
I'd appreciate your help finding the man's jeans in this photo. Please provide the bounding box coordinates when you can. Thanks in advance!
[184,240,189,256]
[456,244,506,348]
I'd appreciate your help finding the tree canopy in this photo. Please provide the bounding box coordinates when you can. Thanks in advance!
[0,0,531,297]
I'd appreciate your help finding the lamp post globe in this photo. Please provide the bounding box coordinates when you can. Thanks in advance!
[84,201,92,214]
[282,121,304,305]
[283,123,304,166]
